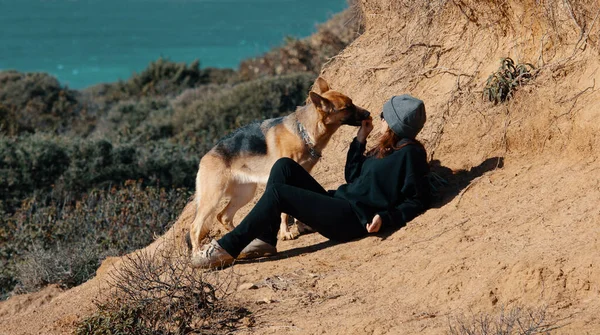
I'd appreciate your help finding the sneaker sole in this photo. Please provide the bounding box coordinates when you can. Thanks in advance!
[238,250,277,260]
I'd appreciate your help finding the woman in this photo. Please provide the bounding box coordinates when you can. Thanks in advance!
[192,94,431,269]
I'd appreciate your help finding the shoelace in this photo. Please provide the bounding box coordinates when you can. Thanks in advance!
[200,242,217,258]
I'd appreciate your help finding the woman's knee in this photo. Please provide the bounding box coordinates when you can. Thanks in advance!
[269,157,300,183]
[272,157,298,171]
[264,183,296,211]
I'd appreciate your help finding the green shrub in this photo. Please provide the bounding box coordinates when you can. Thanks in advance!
[0,72,317,213]
[0,104,20,136]
[0,71,80,135]
[129,58,206,96]
[87,59,238,102]
[133,140,198,188]
[60,138,136,193]
[0,135,198,213]
[0,181,191,297]
[202,67,238,85]
[483,58,535,104]
[173,73,316,151]
[93,97,175,142]
[88,73,316,154]
[0,135,71,210]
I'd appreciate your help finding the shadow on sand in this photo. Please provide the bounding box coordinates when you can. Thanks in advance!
[237,156,504,263]
[428,156,504,209]
[235,240,338,265]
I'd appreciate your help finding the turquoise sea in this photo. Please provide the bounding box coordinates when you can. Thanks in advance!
[0,0,347,89]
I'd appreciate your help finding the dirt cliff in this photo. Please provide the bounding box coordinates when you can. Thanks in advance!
[2,1,600,334]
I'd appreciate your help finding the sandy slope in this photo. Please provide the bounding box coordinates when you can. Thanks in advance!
[2,0,600,334]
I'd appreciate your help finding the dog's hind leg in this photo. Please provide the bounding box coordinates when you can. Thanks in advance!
[189,155,229,254]
[217,182,257,231]
[189,194,214,253]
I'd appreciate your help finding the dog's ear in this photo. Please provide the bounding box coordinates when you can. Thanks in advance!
[309,91,334,113]
[314,77,330,94]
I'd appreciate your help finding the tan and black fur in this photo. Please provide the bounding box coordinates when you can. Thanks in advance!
[188,77,370,255]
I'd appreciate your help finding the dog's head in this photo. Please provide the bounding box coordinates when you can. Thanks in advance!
[309,77,370,127]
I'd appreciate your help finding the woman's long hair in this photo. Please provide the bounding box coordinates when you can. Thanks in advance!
[366,127,425,159]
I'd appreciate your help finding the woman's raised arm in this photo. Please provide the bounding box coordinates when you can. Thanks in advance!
[345,119,372,183]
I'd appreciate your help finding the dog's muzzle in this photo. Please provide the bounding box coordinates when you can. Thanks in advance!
[343,109,371,126]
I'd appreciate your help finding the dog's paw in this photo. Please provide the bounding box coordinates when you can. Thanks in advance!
[278,227,300,241]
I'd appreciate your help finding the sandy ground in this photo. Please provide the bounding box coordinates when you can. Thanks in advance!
[2,0,600,334]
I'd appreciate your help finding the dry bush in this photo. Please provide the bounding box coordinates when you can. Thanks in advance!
[14,241,100,292]
[346,0,366,33]
[75,245,248,335]
[447,305,562,335]
[0,181,190,298]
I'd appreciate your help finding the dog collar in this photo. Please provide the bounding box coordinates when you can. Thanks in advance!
[296,121,321,160]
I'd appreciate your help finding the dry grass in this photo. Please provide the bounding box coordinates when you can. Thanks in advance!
[14,242,100,293]
[346,0,366,34]
[447,305,563,335]
[76,243,248,335]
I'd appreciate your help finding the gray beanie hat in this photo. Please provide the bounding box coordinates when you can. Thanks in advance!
[382,94,426,139]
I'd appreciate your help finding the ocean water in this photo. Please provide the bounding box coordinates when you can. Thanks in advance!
[0,0,347,89]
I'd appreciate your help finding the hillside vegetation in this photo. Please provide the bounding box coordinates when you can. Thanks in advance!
[2,1,600,334]
[0,7,361,299]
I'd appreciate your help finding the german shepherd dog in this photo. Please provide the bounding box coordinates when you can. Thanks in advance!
[187,77,370,255]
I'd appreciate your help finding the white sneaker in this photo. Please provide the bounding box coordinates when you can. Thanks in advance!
[190,239,235,269]
[238,239,277,260]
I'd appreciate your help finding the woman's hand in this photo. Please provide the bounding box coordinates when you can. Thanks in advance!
[366,214,382,233]
[356,118,373,144]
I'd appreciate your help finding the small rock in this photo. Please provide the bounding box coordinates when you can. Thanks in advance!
[242,316,255,327]
[238,282,258,291]
[256,297,276,305]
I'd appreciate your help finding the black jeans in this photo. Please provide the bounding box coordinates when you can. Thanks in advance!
[218,158,367,257]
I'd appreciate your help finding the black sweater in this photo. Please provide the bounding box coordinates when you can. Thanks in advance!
[333,137,430,230]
